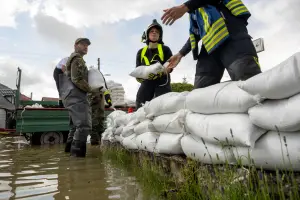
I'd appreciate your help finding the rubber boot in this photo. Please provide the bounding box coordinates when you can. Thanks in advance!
[70,140,87,157]
[64,137,73,153]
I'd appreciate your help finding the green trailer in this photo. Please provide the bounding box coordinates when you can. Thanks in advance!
[3,67,133,145]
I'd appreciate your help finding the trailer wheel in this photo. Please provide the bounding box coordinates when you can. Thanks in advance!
[40,132,64,145]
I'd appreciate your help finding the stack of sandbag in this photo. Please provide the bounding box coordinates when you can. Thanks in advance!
[234,52,300,171]
[181,81,267,164]
[106,80,126,106]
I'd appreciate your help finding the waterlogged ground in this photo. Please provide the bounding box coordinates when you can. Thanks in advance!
[0,137,147,200]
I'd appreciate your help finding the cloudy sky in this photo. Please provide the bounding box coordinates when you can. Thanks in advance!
[0,0,299,101]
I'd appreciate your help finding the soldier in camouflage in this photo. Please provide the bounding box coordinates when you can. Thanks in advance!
[88,83,112,146]
[60,38,101,157]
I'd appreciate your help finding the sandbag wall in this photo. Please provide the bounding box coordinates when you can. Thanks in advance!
[102,52,300,171]
[106,80,126,106]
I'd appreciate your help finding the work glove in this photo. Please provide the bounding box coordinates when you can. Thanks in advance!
[157,71,164,78]
[136,78,144,83]
[148,73,158,80]
[104,93,112,108]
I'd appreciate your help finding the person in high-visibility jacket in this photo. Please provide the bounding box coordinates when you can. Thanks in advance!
[135,19,173,109]
[162,0,262,89]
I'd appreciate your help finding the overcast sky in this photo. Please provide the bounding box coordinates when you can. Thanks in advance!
[0,0,299,101]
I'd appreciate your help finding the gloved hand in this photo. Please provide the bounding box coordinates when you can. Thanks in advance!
[157,71,164,78]
[136,78,144,83]
[148,73,158,80]
[104,93,112,108]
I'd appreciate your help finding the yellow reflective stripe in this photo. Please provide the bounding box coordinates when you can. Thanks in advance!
[253,56,260,68]
[190,34,196,49]
[141,46,150,65]
[232,7,249,16]
[204,27,229,52]
[202,18,225,44]
[226,0,242,10]
[226,0,242,9]
[157,44,164,61]
[104,90,110,95]
[198,8,209,33]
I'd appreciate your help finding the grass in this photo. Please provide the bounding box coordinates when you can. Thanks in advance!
[101,127,300,200]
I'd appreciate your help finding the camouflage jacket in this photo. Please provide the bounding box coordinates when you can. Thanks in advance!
[65,52,91,93]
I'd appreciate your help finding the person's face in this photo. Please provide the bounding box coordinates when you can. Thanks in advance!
[148,27,160,42]
[75,41,89,55]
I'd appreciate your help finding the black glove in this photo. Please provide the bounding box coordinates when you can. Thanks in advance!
[104,93,112,108]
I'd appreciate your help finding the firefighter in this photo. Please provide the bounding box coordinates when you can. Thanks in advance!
[135,19,173,109]
[162,0,262,89]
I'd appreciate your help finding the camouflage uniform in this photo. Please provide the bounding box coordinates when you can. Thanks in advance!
[87,91,105,145]
[61,50,92,157]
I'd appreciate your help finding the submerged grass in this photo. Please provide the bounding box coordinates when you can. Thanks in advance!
[101,128,300,200]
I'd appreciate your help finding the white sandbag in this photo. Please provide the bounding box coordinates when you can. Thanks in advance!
[115,113,138,127]
[151,109,189,134]
[186,81,260,114]
[144,92,189,118]
[114,126,124,136]
[121,124,135,138]
[115,135,124,143]
[134,119,156,135]
[185,113,266,147]
[135,132,159,152]
[129,62,165,79]
[237,52,300,99]
[155,133,184,155]
[106,110,126,127]
[88,67,106,90]
[122,134,138,150]
[135,107,146,122]
[248,93,300,132]
[181,135,235,164]
[101,131,110,141]
[233,131,300,171]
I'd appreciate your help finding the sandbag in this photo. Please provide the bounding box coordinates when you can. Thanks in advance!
[122,134,138,150]
[106,110,126,127]
[115,113,138,127]
[88,67,106,90]
[155,133,184,155]
[181,135,235,164]
[144,91,189,118]
[233,131,300,171]
[186,81,260,114]
[185,113,266,147]
[237,52,300,99]
[114,126,124,136]
[129,62,165,79]
[151,109,189,134]
[133,119,155,135]
[115,135,124,143]
[135,107,147,122]
[121,124,135,138]
[248,93,300,132]
[135,132,159,152]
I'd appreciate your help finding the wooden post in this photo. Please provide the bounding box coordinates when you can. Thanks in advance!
[97,58,100,71]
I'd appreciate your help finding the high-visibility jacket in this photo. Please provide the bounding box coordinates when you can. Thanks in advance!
[189,0,251,59]
[140,43,164,65]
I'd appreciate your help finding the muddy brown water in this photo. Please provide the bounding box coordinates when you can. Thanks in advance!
[0,136,148,200]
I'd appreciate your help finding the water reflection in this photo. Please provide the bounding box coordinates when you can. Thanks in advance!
[0,137,147,200]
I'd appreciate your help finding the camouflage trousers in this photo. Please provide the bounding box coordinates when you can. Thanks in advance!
[87,91,105,143]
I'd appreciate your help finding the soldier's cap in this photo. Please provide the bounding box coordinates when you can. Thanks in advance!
[75,38,91,45]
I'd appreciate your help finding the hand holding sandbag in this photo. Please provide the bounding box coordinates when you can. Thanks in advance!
[129,62,165,79]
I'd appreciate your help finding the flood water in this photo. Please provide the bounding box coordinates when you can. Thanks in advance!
[0,136,147,200]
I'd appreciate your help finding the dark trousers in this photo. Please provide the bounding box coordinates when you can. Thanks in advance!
[136,80,171,109]
[194,37,262,89]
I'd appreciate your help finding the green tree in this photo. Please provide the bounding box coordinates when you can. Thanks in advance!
[171,82,194,92]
